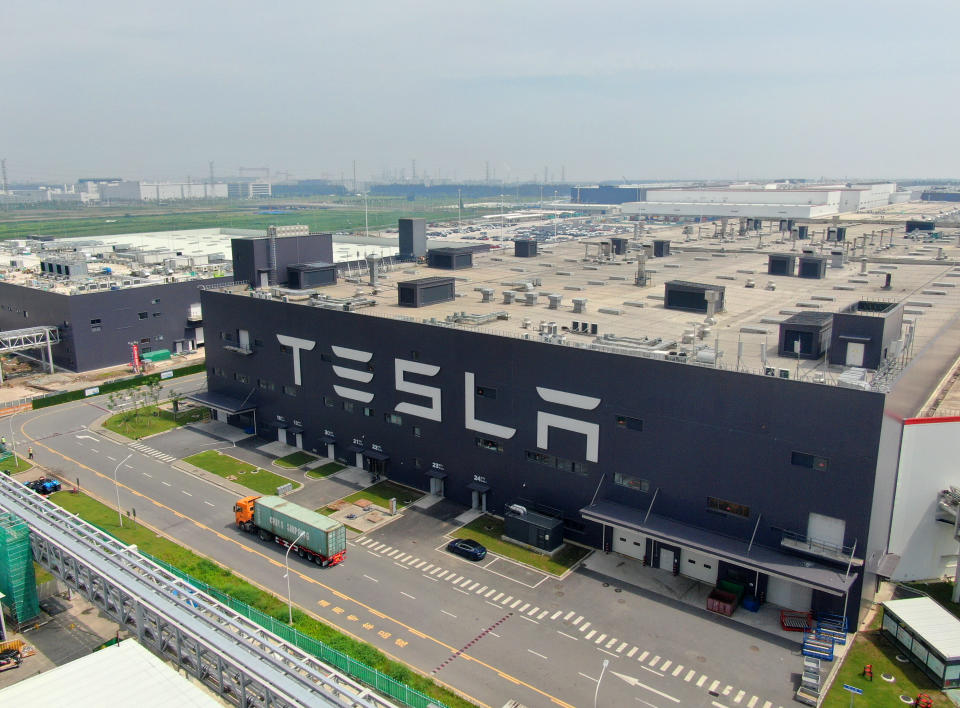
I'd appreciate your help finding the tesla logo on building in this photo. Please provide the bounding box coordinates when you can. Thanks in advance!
[277,334,602,463]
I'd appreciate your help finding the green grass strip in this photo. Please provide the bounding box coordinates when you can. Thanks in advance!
[183,450,299,495]
[455,514,590,576]
[102,405,207,440]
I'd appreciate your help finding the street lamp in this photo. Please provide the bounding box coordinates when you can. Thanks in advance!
[113,453,133,528]
[7,411,18,466]
[285,529,307,625]
[594,658,609,708]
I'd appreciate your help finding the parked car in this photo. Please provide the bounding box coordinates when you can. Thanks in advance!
[446,538,487,561]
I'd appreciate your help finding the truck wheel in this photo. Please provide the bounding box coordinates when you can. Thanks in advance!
[314,556,324,566]
[258,530,270,542]
[297,548,305,559]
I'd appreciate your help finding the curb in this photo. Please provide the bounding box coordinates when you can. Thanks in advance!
[171,460,254,498]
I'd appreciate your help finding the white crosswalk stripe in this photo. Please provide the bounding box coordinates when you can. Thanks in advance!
[638,651,649,662]
[627,647,638,658]
[616,642,627,653]
[734,690,745,703]
[519,603,530,612]
[564,611,575,620]
[747,696,758,708]
[684,669,696,682]
[594,633,606,644]
[697,675,708,687]
[661,660,672,672]
[672,665,684,677]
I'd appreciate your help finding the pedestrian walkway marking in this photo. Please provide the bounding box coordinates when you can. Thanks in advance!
[572,615,583,625]
[723,685,732,696]
[661,660,672,672]
[380,546,392,554]
[511,599,522,609]
[493,592,503,602]
[761,700,772,708]
[708,680,720,692]
[604,637,617,649]
[672,665,684,677]
[387,549,399,558]
[627,647,638,658]
[415,561,426,568]
[616,642,627,653]
[449,575,462,584]
[594,633,606,644]
[684,669,696,682]
[476,585,487,594]
[564,611,575,621]
[485,588,496,597]
[520,603,530,612]
[585,630,596,640]
[551,610,563,620]
[468,581,479,590]
[430,567,442,576]
[501,595,513,604]
[649,655,660,668]
[422,563,433,572]
[638,651,649,662]
[747,696,758,708]
[579,621,590,632]
[734,690,745,703]
[697,675,708,687]
[537,611,549,620]
[458,577,471,587]
[528,606,540,615]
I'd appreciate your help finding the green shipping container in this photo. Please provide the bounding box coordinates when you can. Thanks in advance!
[141,349,172,362]
[253,495,346,558]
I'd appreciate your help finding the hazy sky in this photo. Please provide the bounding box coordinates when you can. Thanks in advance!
[4,1,959,183]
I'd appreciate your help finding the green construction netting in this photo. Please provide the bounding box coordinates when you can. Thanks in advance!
[0,512,39,625]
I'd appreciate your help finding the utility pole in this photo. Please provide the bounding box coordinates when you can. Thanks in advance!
[411,158,416,182]
[544,165,548,184]
[485,161,490,184]
[208,161,215,199]
[352,160,357,192]
[0,158,7,194]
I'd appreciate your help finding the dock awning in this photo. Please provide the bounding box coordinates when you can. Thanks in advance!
[346,443,364,453]
[363,450,389,461]
[467,481,490,493]
[581,500,858,596]
[186,391,256,414]
[424,469,447,479]
[287,426,304,435]
[319,435,336,444]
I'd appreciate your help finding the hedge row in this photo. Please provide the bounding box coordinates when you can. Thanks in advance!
[32,363,206,410]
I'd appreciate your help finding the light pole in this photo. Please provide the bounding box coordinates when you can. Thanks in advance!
[285,529,306,625]
[7,411,18,466]
[113,453,133,528]
[594,658,609,708]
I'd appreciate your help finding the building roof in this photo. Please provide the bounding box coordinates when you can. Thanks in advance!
[0,639,223,706]
[883,597,960,660]
[782,312,834,326]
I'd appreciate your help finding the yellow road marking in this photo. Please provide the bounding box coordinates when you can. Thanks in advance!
[21,408,572,708]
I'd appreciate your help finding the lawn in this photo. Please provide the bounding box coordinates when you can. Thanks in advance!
[342,480,423,510]
[274,451,318,468]
[307,462,346,479]
[0,455,33,474]
[454,514,591,576]
[822,631,949,707]
[103,405,207,440]
[46,491,472,708]
[183,450,300,495]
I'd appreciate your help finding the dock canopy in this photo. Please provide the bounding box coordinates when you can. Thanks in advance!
[186,391,257,415]
[581,500,858,596]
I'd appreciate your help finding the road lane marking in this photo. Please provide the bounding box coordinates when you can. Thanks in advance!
[90,448,99,453]
[558,631,578,641]
[181,490,192,497]
[639,665,664,677]
[393,562,409,570]
[367,551,380,557]
[578,672,597,682]
[21,405,581,708]
[142,472,152,478]
[527,649,547,660]
[454,588,470,595]
[441,610,457,618]
[363,574,378,582]
[485,601,502,609]
[204,501,215,507]
[161,481,171,486]
[488,632,499,638]
[106,456,117,461]
[400,592,416,600]
[423,575,438,582]
[520,616,539,624]
[598,648,619,658]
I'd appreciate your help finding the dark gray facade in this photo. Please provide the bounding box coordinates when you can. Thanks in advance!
[397,277,455,308]
[829,301,904,370]
[201,290,887,626]
[231,233,333,288]
[428,248,473,270]
[398,218,427,258]
[287,263,337,289]
[778,312,833,359]
[0,278,219,371]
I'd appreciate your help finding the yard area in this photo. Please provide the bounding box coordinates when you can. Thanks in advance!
[340,480,423,510]
[822,630,949,707]
[183,450,300,495]
[307,462,346,479]
[454,514,590,576]
[45,490,472,708]
[0,455,32,474]
[103,404,207,440]
[274,451,318,469]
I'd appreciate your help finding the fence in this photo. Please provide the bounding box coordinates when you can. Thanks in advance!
[143,553,445,708]
[31,363,206,410]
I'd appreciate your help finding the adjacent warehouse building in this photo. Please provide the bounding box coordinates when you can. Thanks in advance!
[196,222,960,629]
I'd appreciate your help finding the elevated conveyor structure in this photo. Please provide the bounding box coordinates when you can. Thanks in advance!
[0,472,400,708]
[0,325,60,378]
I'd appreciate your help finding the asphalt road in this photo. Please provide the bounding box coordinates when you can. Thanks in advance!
[6,376,799,708]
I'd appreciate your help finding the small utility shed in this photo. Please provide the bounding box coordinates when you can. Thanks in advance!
[397,277,456,308]
[881,597,960,688]
[428,247,473,270]
[778,312,832,360]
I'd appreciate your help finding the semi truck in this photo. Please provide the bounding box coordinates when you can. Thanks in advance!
[233,495,347,567]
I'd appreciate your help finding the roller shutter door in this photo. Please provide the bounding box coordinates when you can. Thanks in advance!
[680,548,719,585]
[612,528,646,561]
[766,575,813,611]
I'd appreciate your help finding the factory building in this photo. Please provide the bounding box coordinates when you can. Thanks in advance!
[195,222,960,629]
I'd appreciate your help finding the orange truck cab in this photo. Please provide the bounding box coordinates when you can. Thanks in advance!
[234,495,259,529]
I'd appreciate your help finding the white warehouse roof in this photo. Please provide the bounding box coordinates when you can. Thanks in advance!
[883,597,960,660]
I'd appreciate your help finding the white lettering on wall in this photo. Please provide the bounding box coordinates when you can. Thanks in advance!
[464,372,516,439]
[394,359,442,422]
[276,334,316,386]
[536,386,601,463]
[331,345,375,403]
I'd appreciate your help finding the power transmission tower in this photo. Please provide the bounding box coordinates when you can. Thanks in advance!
[208,161,215,199]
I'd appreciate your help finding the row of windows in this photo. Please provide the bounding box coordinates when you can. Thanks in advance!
[525,450,591,476]
[707,496,750,518]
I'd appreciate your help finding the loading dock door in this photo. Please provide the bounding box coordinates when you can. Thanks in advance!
[659,547,675,572]
[766,576,813,612]
[680,548,719,585]
[807,512,846,549]
[612,528,646,561]
[845,342,865,367]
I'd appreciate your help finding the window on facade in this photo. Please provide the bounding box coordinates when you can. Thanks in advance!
[616,415,643,431]
[707,497,750,518]
[410,350,420,361]
[614,472,650,492]
[153,312,161,317]
[151,298,160,304]
[413,458,422,469]
[91,326,101,332]
[90,318,101,325]
[282,385,297,397]
[791,451,828,471]
[524,450,590,476]
[412,425,422,438]
[320,353,332,362]
[279,344,289,353]
[140,337,150,344]
[476,436,503,452]
[257,378,275,390]
[234,373,249,384]
[363,407,375,417]
[138,312,148,320]
[343,401,355,413]
[322,396,335,408]
[385,413,402,425]
[475,385,497,399]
